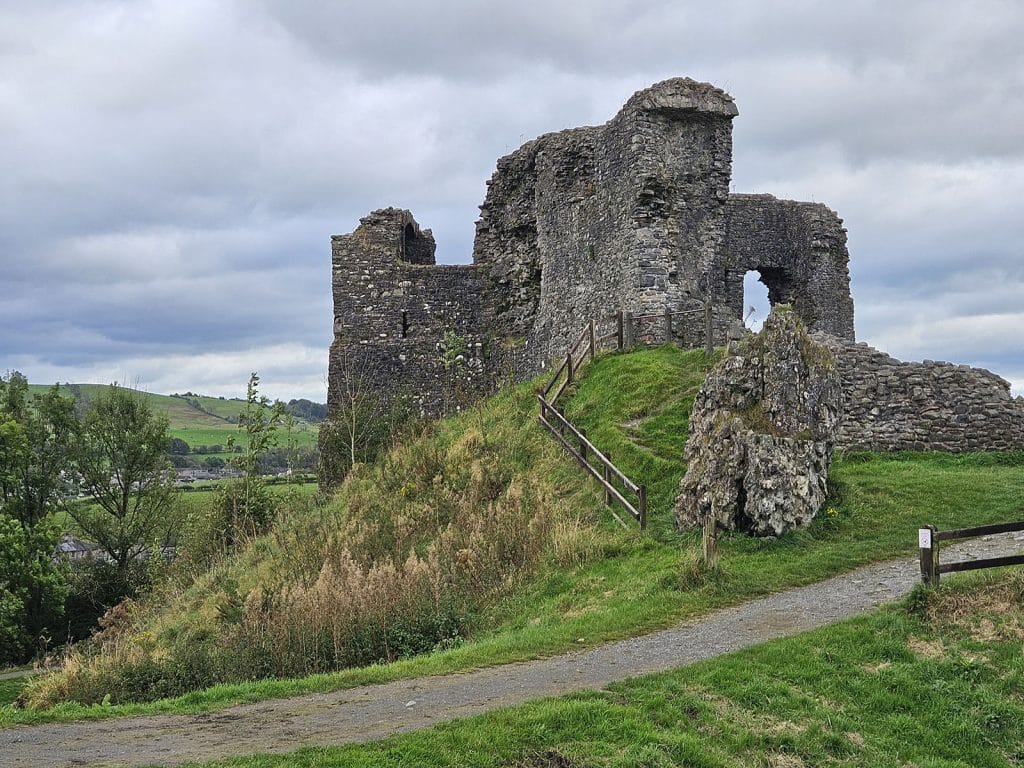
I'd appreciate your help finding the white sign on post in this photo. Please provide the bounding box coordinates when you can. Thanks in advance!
[918,528,932,549]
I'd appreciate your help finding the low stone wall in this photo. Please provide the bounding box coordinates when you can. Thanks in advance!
[821,337,1024,452]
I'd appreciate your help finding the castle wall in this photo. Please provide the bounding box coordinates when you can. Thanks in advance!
[473,78,740,374]
[724,195,855,340]
[823,338,1024,452]
[323,79,1024,490]
[326,209,489,424]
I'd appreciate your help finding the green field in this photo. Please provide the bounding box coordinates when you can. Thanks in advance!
[26,383,320,449]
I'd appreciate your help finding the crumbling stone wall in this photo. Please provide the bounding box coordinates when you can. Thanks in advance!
[325,208,490,427]
[324,78,1024,488]
[820,338,1024,452]
[724,195,854,340]
[471,78,856,378]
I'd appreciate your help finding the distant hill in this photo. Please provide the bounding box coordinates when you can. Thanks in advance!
[27,383,322,451]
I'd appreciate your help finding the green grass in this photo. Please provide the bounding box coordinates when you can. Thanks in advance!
[5,347,1022,726]
[178,569,1024,767]
[0,677,30,707]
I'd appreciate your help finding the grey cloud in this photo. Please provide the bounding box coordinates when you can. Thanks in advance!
[1,0,1021,401]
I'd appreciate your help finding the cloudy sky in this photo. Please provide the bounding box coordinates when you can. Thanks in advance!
[1,0,1022,402]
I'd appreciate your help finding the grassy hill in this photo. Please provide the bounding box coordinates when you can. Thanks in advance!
[12,345,1024,720]
[27,383,319,449]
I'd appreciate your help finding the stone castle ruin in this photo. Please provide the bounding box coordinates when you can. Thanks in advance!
[325,77,1024,489]
[327,79,852,414]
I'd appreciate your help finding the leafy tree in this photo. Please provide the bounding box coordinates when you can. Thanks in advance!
[285,398,327,422]
[167,437,190,455]
[0,514,65,664]
[69,384,178,573]
[0,372,74,662]
[0,373,77,527]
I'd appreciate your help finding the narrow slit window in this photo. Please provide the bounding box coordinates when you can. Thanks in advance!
[401,311,409,338]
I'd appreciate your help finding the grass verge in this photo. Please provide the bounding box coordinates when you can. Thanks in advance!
[180,568,1024,767]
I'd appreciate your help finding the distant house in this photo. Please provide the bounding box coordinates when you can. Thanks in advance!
[54,534,175,564]
[54,534,102,562]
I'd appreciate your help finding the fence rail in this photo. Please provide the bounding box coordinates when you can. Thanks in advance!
[538,396,646,528]
[919,520,1024,586]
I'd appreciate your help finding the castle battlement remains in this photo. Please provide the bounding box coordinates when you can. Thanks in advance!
[324,76,1023,492]
[326,78,855,423]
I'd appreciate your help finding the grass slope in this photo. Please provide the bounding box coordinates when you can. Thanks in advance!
[5,346,1023,725]
[185,569,1024,768]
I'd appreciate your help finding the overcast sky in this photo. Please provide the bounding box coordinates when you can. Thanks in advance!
[1,0,1022,402]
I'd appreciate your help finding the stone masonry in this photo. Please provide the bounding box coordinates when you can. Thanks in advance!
[326,78,854,427]
[822,337,1024,453]
[326,208,491,419]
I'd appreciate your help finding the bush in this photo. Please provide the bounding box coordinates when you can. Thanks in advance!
[0,514,65,665]
[60,558,153,646]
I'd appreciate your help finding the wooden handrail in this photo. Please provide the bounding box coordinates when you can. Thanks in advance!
[538,395,645,527]
[539,397,640,493]
[535,301,715,529]
[935,520,1024,541]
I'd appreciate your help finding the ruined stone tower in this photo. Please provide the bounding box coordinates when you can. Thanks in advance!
[324,78,856,445]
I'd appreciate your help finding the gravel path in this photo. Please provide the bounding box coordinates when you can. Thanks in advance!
[3,532,1022,768]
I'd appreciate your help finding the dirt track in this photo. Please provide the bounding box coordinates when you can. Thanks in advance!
[3,532,1021,768]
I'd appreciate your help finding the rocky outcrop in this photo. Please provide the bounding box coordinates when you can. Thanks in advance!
[675,308,843,536]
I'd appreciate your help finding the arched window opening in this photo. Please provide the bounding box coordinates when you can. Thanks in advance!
[743,271,770,331]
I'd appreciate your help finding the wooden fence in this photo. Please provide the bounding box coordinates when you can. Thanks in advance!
[919,520,1024,586]
[536,304,712,529]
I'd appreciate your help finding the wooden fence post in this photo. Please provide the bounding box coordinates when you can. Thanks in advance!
[703,302,713,357]
[566,353,573,386]
[701,515,718,569]
[624,311,635,349]
[663,307,672,344]
[616,311,624,350]
[919,525,939,586]
[588,318,596,361]
[603,452,612,506]
[638,485,647,529]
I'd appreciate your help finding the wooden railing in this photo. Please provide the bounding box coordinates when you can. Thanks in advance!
[538,396,647,528]
[536,304,712,529]
[919,520,1024,586]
